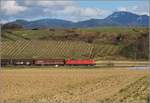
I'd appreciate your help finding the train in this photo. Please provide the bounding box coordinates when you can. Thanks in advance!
[1,59,96,66]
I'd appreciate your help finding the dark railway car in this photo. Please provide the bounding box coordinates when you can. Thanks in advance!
[1,59,96,67]
[34,59,65,66]
[65,59,96,66]
[12,59,34,65]
[1,59,11,66]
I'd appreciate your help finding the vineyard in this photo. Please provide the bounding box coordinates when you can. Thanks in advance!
[1,27,149,60]
[1,40,122,60]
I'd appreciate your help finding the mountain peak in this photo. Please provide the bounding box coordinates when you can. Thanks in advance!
[114,11,136,14]
[107,11,139,19]
[105,11,146,26]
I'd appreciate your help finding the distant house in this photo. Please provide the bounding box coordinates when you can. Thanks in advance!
[32,28,39,30]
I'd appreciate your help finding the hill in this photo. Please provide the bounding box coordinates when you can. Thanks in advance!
[1,27,149,60]
[3,11,149,28]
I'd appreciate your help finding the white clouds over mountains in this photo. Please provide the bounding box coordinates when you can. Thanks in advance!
[0,0,149,22]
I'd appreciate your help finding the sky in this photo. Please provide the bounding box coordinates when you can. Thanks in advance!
[0,0,149,23]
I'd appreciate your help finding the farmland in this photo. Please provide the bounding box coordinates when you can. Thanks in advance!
[2,27,148,42]
[1,27,149,60]
[1,27,149,103]
[1,40,122,60]
[0,68,149,103]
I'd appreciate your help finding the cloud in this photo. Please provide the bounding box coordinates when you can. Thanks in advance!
[117,7,127,11]
[1,0,110,22]
[22,0,108,19]
[18,1,75,11]
[41,3,110,21]
[58,6,110,21]
[1,0,27,15]
[62,6,107,17]
[117,5,149,16]
[23,1,74,7]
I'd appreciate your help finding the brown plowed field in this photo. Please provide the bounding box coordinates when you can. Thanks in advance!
[0,68,149,103]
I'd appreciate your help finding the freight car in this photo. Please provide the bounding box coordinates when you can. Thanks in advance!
[34,59,65,66]
[12,59,34,65]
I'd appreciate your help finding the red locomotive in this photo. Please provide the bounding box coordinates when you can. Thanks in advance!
[66,59,96,66]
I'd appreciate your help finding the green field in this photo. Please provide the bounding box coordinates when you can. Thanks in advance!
[2,27,148,41]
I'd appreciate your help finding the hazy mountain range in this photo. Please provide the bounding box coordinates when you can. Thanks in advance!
[4,11,150,28]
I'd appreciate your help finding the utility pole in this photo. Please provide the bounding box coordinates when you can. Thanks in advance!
[134,37,137,61]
